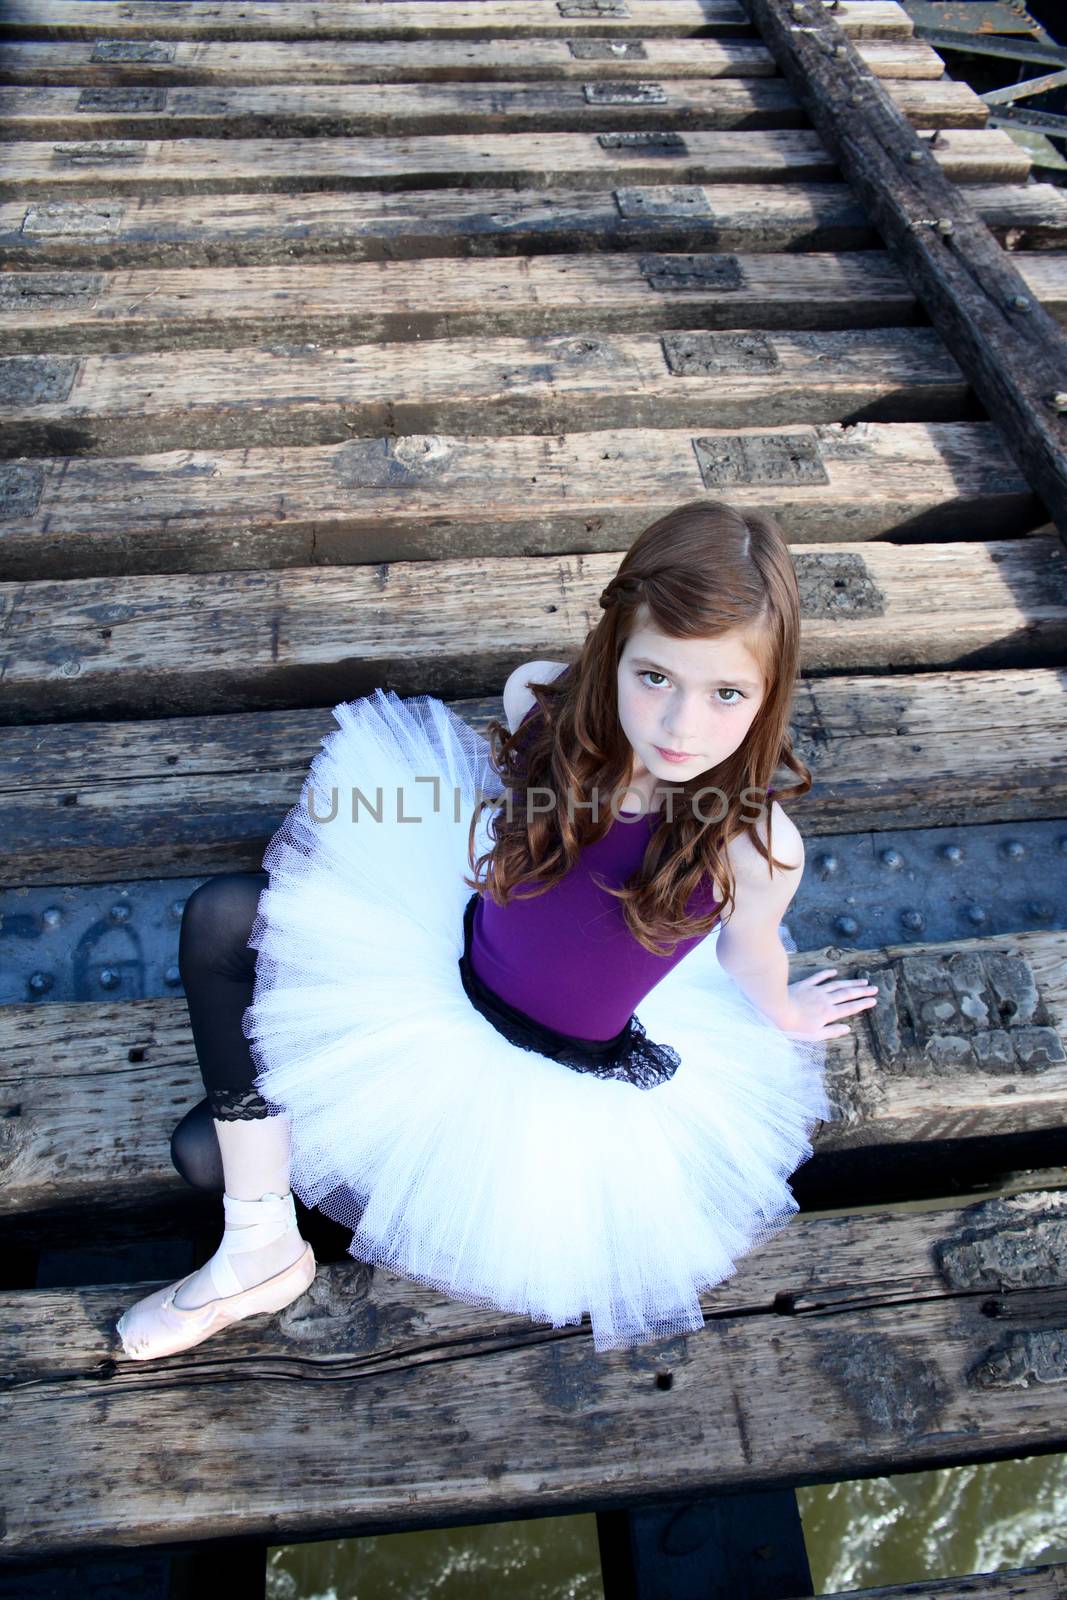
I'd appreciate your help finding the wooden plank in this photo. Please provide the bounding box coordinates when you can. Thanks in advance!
[1,665,1063,886]
[0,422,1048,583]
[0,537,1063,725]
[0,37,951,88]
[0,1,913,44]
[2,1181,1066,1557]
[7,181,1065,270]
[0,327,974,458]
[5,250,1065,356]
[0,77,989,141]
[0,127,1029,199]
[812,1567,1067,1600]
[745,0,1067,542]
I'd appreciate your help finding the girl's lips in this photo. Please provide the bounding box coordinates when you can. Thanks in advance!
[654,745,697,762]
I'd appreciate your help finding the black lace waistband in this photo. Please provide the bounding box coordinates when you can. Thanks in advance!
[458,893,681,1091]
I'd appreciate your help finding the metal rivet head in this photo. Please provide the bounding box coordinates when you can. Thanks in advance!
[901,909,925,931]
[816,852,839,875]
[965,904,987,925]
[834,915,858,937]
[940,844,963,864]
[164,964,183,987]
[42,907,63,929]
[28,971,54,995]
[1009,295,1031,312]
[1003,839,1026,860]
[936,218,955,235]
[109,902,132,923]
[880,848,903,869]
[99,967,121,990]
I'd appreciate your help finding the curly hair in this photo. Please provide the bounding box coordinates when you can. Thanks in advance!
[462,499,811,955]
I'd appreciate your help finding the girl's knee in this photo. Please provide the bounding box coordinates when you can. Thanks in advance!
[178,872,266,980]
[170,1099,224,1192]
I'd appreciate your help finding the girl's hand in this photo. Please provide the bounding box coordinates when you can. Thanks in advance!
[777,969,880,1042]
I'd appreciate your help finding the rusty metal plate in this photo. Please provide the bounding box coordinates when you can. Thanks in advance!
[20,200,125,237]
[558,0,631,16]
[76,88,168,113]
[662,331,779,375]
[791,550,886,620]
[614,185,714,220]
[866,949,1065,1075]
[568,39,648,59]
[583,81,667,104]
[90,40,177,63]
[692,432,830,486]
[0,272,103,307]
[639,253,743,291]
[51,142,148,167]
[0,463,44,519]
[0,357,78,405]
[598,131,687,154]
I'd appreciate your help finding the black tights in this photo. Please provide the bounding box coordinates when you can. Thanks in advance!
[171,871,277,1193]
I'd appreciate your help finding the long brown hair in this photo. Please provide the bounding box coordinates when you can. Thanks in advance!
[463,499,811,955]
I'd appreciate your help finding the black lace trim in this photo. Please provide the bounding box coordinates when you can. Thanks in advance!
[458,895,682,1091]
[207,1086,281,1121]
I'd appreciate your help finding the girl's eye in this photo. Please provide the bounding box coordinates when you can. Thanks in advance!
[636,670,745,706]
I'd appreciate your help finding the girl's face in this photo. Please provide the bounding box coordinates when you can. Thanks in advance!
[615,614,767,787]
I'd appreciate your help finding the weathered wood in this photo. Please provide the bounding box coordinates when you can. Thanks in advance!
[0,127,1029,199]
[7,181,1064,270]
[1,663,1063,885]
[0,0,913,43]
[0,77,988,141]
[744,0,1067,542]
[0,537,1063,725]
[811,1568,1067,1600]
[5,251,1066,356]
[0,327,974,458]
[0,36,950,88]
[0,422,1048,583]
[1,1183,1066,1557]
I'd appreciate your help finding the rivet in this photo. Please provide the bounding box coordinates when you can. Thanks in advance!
[834,915,858,937]
[170,897,187,919]
[901,909,924,931]
[940,844,963,864]
[965,904,987,925]
[880,848,903,869]
[1003,839,1026,860]
[816,852,839,875]
[164,964,183,987]
[28,971,54,995]
[936,218,955,235]
[109,902,132,923]
[99,967,120,990]
[41,906,63,929]
[1009,295,1031,312]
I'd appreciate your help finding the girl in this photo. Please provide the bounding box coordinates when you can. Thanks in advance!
[116,499,878,1361]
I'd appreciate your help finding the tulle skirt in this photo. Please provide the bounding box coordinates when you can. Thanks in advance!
[242,688,838,1354]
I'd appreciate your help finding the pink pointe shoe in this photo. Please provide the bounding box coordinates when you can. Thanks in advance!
[115,1190,316,1361]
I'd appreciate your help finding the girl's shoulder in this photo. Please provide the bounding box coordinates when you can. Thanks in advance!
[502,659,571,734]
[723,801,804,896]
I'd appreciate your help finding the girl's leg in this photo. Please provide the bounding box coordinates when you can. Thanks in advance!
[117,874,313,1357]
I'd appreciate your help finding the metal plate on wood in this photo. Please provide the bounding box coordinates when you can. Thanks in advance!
[558,0,630,16]
[0,357,78,405]
[598,131,687,154]
[0,463,44,520]
[0,272,103,307]
[583,81,667,104]
[569,39,648,59]
[692,432,830,486]
[663,331,779,375]
[614,185,713,220]
[639,253,743,292]
[90,39,177,63]
[866,949,1065,1075]
[76,88,168,113]
[52,142,148,167]
[792,550,885,619]
[20,200,125,237]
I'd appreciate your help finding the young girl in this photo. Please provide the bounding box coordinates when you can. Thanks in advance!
[116,499,878,1361]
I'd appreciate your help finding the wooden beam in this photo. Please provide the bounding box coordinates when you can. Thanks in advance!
[743,0,1067,541]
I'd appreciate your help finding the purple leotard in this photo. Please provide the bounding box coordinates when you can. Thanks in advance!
[469,677,721,1042]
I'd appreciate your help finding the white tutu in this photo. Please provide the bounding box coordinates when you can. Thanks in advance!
[242,689,838,1354]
